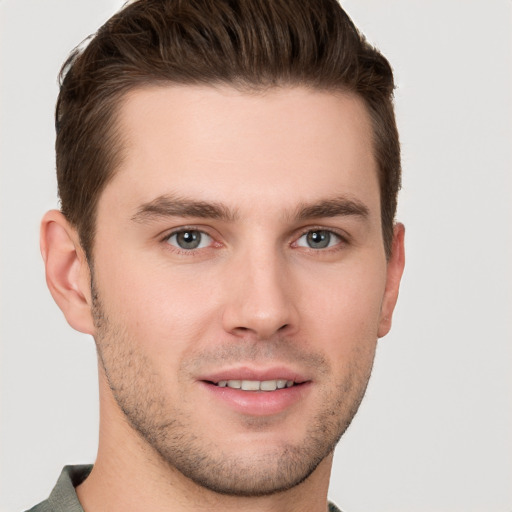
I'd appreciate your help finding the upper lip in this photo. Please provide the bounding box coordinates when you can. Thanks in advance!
[198,366,310,384]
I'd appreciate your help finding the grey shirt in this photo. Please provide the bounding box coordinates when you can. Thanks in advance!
[26,466,92,512]
[26,465,343,512]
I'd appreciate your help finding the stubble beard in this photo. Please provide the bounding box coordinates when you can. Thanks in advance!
[91,283,375,497]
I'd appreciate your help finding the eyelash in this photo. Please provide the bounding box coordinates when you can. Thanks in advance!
[162,227,218,255]
[161,226,349,255]
[292,227,348,252]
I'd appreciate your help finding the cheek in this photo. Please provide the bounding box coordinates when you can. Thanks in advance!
[93,252,221,354]
[94,242,387,366]
[298,259,387,354]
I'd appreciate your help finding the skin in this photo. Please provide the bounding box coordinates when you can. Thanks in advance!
[41,85,405,512]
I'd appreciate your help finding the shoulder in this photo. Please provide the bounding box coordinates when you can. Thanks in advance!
[25,502,50,512]
[24,465,92,512]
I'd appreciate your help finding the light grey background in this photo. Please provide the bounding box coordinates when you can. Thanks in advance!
[1,1,511,511]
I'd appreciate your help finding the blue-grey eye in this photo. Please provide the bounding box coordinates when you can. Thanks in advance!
[167,230,212,250]
[296,230,341,249]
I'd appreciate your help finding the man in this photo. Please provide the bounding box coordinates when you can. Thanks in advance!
[32,0,405,510]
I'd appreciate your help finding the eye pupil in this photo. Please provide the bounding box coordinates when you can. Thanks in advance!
[307,230,330,249]
[176,230,201,249]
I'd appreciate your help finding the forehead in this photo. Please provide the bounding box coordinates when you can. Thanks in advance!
[105,84,379,216]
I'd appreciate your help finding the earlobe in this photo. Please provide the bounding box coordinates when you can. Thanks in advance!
[40,210,95,335]
[378,223,405,338]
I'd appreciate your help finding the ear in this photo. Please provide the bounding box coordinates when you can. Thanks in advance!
[378,223,405,338]
[40,210,95,335]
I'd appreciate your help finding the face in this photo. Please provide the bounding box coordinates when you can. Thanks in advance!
[89,85,399,496]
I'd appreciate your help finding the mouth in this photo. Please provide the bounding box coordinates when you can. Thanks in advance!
[209,379,297,391]
[199,371,311,416]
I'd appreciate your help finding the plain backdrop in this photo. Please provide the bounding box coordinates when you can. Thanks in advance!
[1,1,511,511]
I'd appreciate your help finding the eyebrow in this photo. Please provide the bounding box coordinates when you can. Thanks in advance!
[131,194,370,224]
[294,196,370,221]
[131,194,238,223]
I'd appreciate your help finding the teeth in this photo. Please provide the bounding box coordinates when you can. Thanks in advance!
[260,380,277,391]
[241,380,261,391]
[216,379,296,391]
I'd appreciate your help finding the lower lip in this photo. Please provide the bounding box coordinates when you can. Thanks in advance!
[200,381,311,416]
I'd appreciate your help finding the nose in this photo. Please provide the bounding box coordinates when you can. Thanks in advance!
[221,247,299,340]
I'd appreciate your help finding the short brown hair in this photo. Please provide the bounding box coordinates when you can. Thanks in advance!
[56,0,400,259]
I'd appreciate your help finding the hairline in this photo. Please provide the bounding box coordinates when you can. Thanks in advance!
[77,79,388,263]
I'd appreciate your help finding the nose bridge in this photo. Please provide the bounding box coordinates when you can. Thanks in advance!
[222,239,298,339]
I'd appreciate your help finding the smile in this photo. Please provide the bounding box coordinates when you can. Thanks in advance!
[201,376,311,415]
[214,379,295,391]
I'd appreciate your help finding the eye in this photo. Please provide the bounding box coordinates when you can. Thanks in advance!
[166,230,213,250]
[295,230,342,249]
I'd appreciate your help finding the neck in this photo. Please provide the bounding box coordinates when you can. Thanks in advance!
[77,372,333,512]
